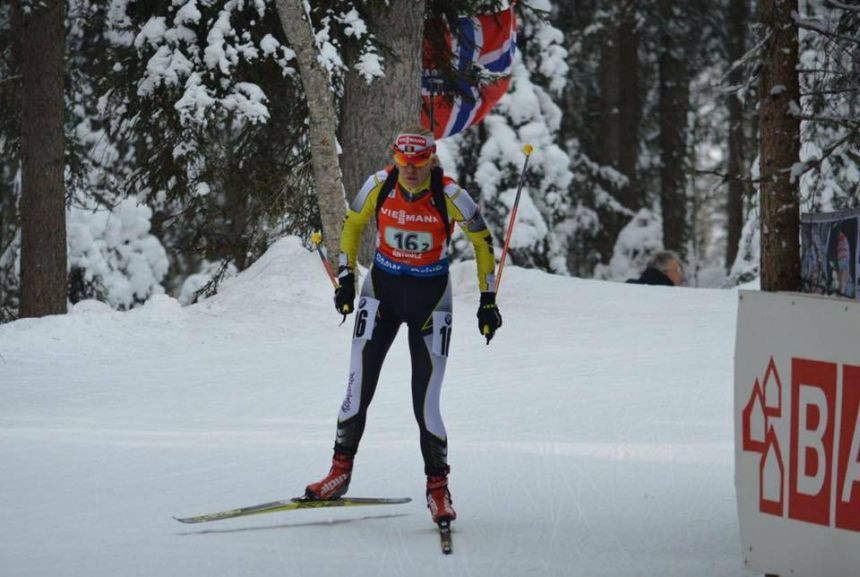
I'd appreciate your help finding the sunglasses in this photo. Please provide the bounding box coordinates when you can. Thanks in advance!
[391,146,433,168]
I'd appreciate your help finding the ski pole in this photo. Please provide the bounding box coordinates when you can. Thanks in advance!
[495,144,533,295]
[312,231,351,325]
[311,231,338,289]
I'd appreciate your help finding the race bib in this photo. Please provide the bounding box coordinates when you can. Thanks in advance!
[383,228,434,254]
[431,310,453,357]
[353,297,380,341]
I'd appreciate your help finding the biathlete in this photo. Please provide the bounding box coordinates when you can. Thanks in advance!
[304,126,503,524]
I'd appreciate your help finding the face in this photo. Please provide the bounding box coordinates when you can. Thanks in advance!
[391,143,434,190]
[399,161,433,190]
[665,259,684,286]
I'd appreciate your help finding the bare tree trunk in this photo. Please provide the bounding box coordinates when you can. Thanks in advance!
[595,0,641,263]
[758,0,801,292]
[658,0,690,257]
[725,0,749,270]
[339,0,427,266]
[274,0,346,264]
[17,0,67,318]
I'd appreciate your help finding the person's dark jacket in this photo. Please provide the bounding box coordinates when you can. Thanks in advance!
[626,267,674,286]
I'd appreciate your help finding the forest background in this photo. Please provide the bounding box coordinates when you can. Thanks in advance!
[1,0,858,322]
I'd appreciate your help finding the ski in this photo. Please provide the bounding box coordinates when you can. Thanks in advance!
[438,520,453,554]
[174,496,411,524]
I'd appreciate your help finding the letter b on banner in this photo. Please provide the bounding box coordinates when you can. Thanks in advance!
[789,359,837,526]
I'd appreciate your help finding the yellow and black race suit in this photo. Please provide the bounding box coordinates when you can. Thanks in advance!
[332,168,496,476]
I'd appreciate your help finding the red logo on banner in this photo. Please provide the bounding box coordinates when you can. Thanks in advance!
[742,357,860,532]
[743,357,786,515]
[760,425,785,516]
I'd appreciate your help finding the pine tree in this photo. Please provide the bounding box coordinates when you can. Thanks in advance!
[725,0,752,269]
[0,1,19,320]
[102,0,314,296]
[758,0,801,292]
[17,0,68,318]
[657,0,691,257]
[593,0,642,266]
[759,0,800,291]
[796,2,860,212]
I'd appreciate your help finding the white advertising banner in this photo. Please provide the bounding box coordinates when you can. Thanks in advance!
[801,208,860,299]
[735,290,860,577]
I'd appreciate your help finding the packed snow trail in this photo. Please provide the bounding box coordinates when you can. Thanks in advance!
[0,237,752,576]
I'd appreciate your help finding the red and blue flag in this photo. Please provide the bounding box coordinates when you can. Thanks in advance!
[421,4,518,139]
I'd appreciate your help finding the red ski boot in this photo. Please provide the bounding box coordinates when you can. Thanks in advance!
[305,452,353,500]
[426,474,456,523]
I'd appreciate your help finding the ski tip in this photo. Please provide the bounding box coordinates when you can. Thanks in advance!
[438,520,453,554]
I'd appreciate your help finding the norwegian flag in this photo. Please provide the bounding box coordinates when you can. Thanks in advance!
[420,4,517,139]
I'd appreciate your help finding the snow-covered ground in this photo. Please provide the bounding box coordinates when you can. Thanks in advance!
[0,237,753,577]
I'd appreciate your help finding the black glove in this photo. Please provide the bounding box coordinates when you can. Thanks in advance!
[334,267,356,315]
[476,292,502,344]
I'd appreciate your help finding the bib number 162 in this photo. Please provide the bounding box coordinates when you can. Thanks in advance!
[385,228,433,253]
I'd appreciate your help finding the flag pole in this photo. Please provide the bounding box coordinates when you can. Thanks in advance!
[427,75,445,136]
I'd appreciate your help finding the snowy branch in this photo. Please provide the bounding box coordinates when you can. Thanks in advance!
[519,1,552,16]
[801,87,860,97]
[693,167,739,184]
[696,122,859,188]
[824,0,860,12]
[0,226,19,264]
[716,30,771,88]
[789,124,860,182]
[0,74,22,86]
[794,113,860,127]
[794,15,860,45]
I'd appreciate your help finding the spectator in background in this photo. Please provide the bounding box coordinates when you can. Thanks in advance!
[627,251,685,286]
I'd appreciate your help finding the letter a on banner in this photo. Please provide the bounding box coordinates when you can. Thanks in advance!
[837,364,860,531]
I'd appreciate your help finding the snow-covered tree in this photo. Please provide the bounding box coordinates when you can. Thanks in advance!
[101,0,315,291]
[597,208,663,281]
[796,2,860,212]
[68,199,169,309]
[727,203,760,286]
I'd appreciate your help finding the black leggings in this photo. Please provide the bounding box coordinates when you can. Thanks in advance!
[334,266,453,476]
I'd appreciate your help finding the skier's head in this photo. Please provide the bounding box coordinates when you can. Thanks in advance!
[648,250,684,286]
[392,126,437,190]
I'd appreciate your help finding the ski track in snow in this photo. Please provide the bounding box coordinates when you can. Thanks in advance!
[0,238,755,577]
